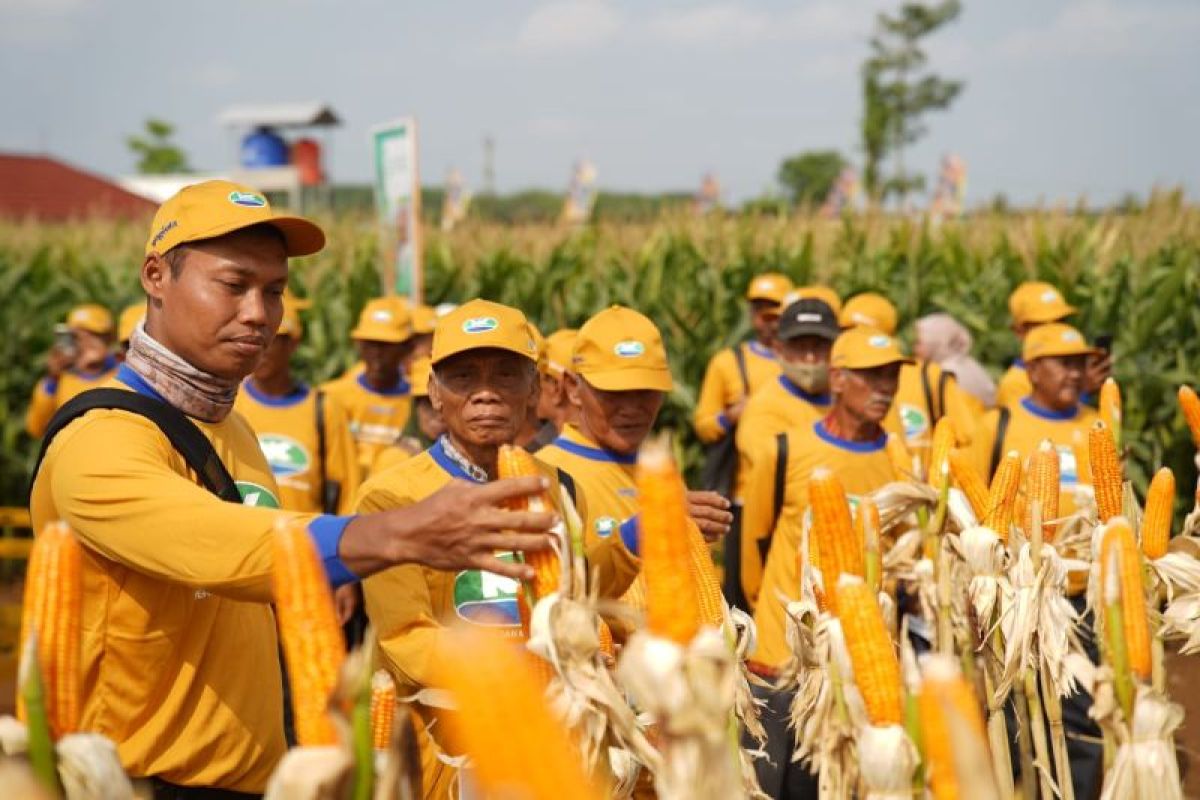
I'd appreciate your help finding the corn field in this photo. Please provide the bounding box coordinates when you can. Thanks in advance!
[1,196,1198,510]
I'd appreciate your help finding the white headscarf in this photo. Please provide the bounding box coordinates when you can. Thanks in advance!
[916,313,997,408]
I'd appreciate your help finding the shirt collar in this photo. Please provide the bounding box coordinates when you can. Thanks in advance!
[243,379,310,408]
[116,362,165,402]
[429,436,489,482]
[746,340,777,361]
[778,375,831,406]
[72,353,118,379]
[1020,396,1078,421]
[813,420,887,453]
[356,371,411,398]
[552,425,638,465]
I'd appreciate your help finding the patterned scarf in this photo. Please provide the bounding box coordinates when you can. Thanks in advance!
[124,322,240,422]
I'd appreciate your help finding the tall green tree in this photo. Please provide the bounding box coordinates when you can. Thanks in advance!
[777,150,847,207]
[126,118,191,174]
[860,1,963,205]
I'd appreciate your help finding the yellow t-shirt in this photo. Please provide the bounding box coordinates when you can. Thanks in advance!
[692,341,782,444]
[25,356,119,437]
[888,361,978,472]
[995,361,1033,410]
[321,372,412,478]
[28,369,350,792]
[734,376,831,504]
[234,381,361,514]
[750,421,897,670]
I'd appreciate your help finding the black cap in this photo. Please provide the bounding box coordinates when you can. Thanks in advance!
[777,298,840,341]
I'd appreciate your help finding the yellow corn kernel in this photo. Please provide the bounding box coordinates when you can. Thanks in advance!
[272,519,346,746]
[638,437,701,645]
[597,618,615,662]
[497,444,560,600]
[370,670,397,752]
[948,448,988,519]
[886,433,917,480]
[685,523,726,630]
[928,417,957,490]
[1100,378,1122,446]
[918,656,988,800]
[1023,439,1060,542]
[835,575,902,726]
[1100,519,1151,681]
[1179,385,1200,450]
[1090,421,1124,524]
[983,451,1022,541]
[808,467,864,613]
[1141,467,1175,560]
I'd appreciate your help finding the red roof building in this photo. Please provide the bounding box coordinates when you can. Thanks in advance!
[0,153,156,221]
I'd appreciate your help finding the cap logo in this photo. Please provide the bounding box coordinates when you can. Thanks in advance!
[371,310,392,323]
[150,219,177,247]
[614,340,645,358]
[797,313,822,323]
[463,316,498,334]
[229,191,267,208]
[850,312,875,326]
[868,335,892,348]
[1041,290,1060,303]
[1061,331,1081,343]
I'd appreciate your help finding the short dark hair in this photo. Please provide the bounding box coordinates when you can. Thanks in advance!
[163,223,287,278]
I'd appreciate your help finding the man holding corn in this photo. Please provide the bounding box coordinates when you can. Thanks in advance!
[28,181,556,798]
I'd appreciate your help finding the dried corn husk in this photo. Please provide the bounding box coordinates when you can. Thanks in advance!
[0,718,133,800]
[858,724,918,800]
[998,543,1082,700]
[1099,687,1184,800]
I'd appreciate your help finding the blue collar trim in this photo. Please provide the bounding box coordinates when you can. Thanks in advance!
[1020,396,1078,421]
[1013,357,1026,369]
[747,341,776,361]
[778,376,831,406]
[73,353,118,379]
[813,420,887,453]
[244,380,310,408]
[428,438,484,483]
[356,371,410,398]
[550,436,637,465]
[116,363,166,402]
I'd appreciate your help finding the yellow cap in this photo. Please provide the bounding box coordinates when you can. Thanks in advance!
[544,329,578,375]
[746,273,793,304]
[1015,283,1075,325]
[431,299,538,365]
[412,304,438,335]
[409,356,433,397]
[283,288,313,310]
[1023,323,1097,362]
[276,305,303,339]
[839,292,898,335]
[65,304,113,335]
[117,303,144,342]
[145,179,325,257]
[573,306,673,392]
[351,298,413,343]
[831,326,913,369]
[785,285,843,315]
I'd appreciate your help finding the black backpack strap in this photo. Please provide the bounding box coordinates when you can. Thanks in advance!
[556,468,577,507]
[314,388,341,514]
[756,432,790,565]
[987,407,1012,481]
[732,344,751,397]
[921,360,939,425]
[30,388,240,504]
[937,369,952,421]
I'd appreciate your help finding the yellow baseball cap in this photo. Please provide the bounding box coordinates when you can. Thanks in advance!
[144,179,325,257]
[409,356,433,397]
[276,305,303,339]
[1011,281,1075,325]
[831,327,914,369]
[65,304,113,335]
[746,273,793,305]
[840,292,898,335]
[544,329,578,376]
[351,298,413,343]
[573,306,673,392]
[117,303,144,342]
[1023,323,1098,362]
[431,299,538,365]
[785,285,843,315]
[412,304,438,335]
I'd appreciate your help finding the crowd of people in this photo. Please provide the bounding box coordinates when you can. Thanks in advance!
[25,179,1117,799]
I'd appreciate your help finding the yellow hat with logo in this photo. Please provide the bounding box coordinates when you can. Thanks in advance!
[785,285,843,315]
[1011,281,1075,325]
[831,326,913,369]
[117,303,144,342]
[746,273,793,305]
[66,304,113,335]
[431,299,538,365]
[412,304,438,335]
[409,356,433,397]
[144,179,325,257]
[573,306,673,392]
[544,329,578,376]
[840,292,898,335]
[351,298,412,343]
[1023,323,1097,362]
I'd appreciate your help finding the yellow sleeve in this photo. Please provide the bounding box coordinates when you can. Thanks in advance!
[25,378,58,437]
[40,413,309,602]
[738,433,783,611]
[750,507,802,670]
[693,349,736,444]
[323,395,362,515]
[970,409,1001,481]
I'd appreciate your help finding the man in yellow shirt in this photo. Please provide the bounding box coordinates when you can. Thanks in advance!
[733,297,839,610]
[26,304,119,437]
[322,300,415,477]
[532,327,579,444]
[29,180,557,796]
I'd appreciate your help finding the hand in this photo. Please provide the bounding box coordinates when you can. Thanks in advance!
[725,398,747,425]
[1084,351,1113,395]
[686,490,733,543]
[333,583,359,625]
[47,345,75,378]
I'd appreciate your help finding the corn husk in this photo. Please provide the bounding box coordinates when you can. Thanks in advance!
[1099,687,1184,800]
[857,724,918,799]
[0,718,133,800]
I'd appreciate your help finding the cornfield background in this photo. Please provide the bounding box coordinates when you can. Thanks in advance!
[2,193,1198,518]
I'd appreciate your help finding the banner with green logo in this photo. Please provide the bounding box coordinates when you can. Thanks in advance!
[369,117,423,302]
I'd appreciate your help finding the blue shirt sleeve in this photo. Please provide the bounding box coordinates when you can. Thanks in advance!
[307,515,359,587]
[717,412,733,433]
[619,515,640,557]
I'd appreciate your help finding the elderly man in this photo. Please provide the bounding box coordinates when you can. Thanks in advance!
[26,303,119,436]
[29,181,554,797]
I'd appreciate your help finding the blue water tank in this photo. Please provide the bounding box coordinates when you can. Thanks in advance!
[240,127,289,168]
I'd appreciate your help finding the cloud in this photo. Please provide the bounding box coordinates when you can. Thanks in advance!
[643,1,878,49]
[514,0,623,53]
[996,0,1200,60]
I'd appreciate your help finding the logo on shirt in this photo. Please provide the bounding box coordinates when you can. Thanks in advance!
[595,516,618,538]
[613,340,645,358]
[453,552,522,627]
[229,191,267,208]
[899,403,929,441]
[462,316,498,334]
[1057,445,1079,485]
[236,481,280,508]
[257,434,312,479]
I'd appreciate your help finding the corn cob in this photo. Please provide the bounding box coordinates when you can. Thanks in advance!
[637,437,701,646]
[435,627,603,800]
[808,467,864,613]
[948,448,989,519]
[1090,421,1124,523]
[597,618,615,661]
[983,451,1022,541]
[1100,378,1122,448]
[1179,385,1200,450]
[886,433,917,480]
[370,670,397,752]
[685,524,726,630]
[1099,518,1151,681]
[928,417,957,490]
[860,498,883,592]
[1141,467,1175,560]
[835,575,902,726]
[918,655,988,800]
[497,444,560,599]
[1023,440,1061,542]
[18,522,83,740]
[272,519,346,746]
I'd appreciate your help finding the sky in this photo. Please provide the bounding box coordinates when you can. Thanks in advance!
[1,0,1198,206]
